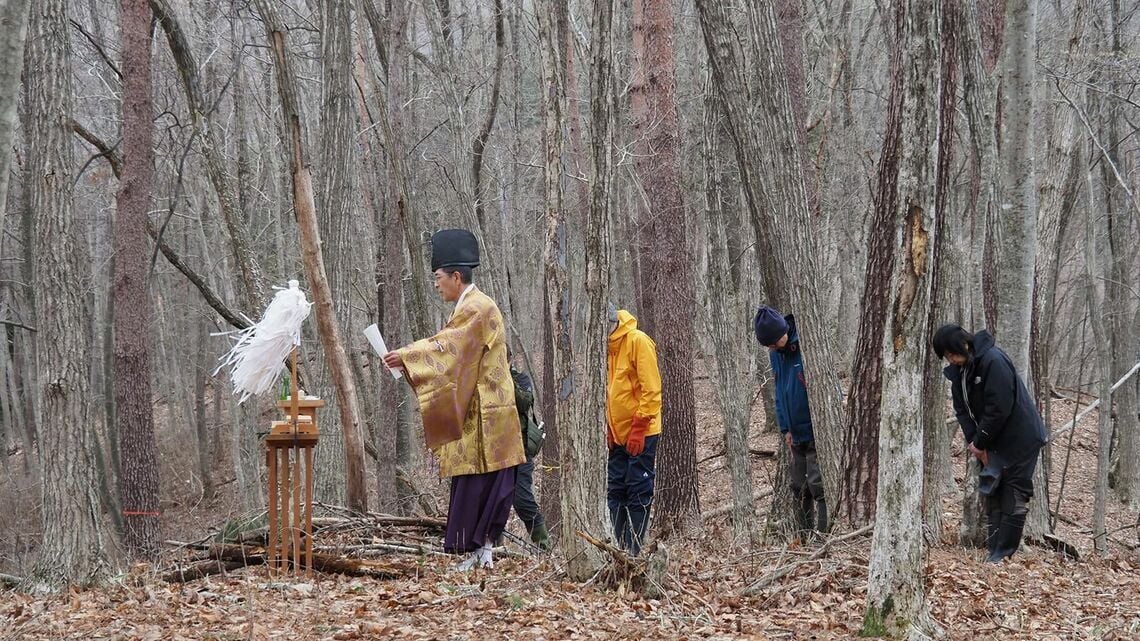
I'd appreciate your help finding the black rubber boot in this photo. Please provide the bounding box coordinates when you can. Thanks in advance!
[530,522,553,552]
[985,497,1002,556]
[986,512,1027,563]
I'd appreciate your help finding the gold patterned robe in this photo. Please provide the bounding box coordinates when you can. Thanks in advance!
[396,286,525,478]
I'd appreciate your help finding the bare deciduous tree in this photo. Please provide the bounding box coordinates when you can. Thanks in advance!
[24,0,109,591]
[115,0,161,558]
[863,0,941,635]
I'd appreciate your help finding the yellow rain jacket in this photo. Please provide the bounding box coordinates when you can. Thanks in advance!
[607,310,662,445]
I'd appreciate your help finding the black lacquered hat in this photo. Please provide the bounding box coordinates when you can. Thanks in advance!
[430,229,480,271]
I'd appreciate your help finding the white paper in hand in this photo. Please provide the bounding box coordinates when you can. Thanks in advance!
[364,324,403,379]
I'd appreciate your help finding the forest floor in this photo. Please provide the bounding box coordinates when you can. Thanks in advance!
[2,371,1139,640]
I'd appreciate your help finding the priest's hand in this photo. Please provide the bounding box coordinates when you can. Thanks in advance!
[383,351,405,371]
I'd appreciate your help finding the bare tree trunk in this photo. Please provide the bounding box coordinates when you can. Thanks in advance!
[1099,0,1140,509]
[632,0,700,534]
[1084,148,1111,555]
[24,0,109,591]
[310,0,364,507]
[695,0,847,518]
[922,0,960,540]
[114,0,161,558]
[956,0,1001,545]
[1031,4,1085,440]
[194,321,213,500]
[539,0,608,581]
[863,0,940,636]
[992,0,1051,542]
[960,0,1000,329]
[255,0,368,514]
[0,0,29,221]
[700,83,753,542]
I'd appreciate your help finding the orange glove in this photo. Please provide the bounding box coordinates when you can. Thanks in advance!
[606,425,615,451]
[626,416,651,457]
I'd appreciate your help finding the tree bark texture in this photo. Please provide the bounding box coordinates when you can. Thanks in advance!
[701,84,754,541]
[921,0,959,540]
[255,0,368,514]
[956,0,1001,544]
[695,0,847,517]
[960,0,1000,331]
[1084,157,1111,555]
[863,1,940,636]
[992,0,1038,379]
[311,0,363,507]
[1099,0,1140,509]
[24,0,110,591]
[632,0,701,534]
[0,0,29,221]
[841,0,915,525]
[540,0,606,581]
[993,0,1052,542]
[115,0,162,558]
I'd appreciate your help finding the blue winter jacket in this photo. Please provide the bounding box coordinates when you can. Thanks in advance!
[770,315,814,444]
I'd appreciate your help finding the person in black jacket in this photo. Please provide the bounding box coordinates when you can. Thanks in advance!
[932,324,1047,562]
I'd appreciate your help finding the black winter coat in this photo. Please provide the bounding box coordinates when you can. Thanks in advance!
[942,330,1046,465]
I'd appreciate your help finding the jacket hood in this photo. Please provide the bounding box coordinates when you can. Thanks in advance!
[779,314,800,351]
[971,329,995,360]
[610,309,637,342]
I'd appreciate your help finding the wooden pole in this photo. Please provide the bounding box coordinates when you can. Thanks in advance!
[305,445,314,576]
[279,447,291,569]
[292,445,302,571]
[267,446,278,571]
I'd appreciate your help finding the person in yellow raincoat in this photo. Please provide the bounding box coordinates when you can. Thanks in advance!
[606,303,662,555]
[383,229,525,570]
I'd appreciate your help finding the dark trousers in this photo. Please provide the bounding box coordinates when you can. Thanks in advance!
[607,435,658,556]
[790,439,827,533]
[789,440,824,500]
[985,451,1037,561]
[512,454,544,533]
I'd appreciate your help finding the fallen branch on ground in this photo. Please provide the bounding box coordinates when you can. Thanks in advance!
[702,490,774,519]
[1027,533,1081,560]
[0,572,24,588]
[742,524,873,595]
[577,530,667,598]
[163,560,244,583]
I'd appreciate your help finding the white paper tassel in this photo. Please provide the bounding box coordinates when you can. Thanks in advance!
[214,280,312,403]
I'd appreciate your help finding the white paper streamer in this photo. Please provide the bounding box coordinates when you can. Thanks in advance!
[214,280,312,403]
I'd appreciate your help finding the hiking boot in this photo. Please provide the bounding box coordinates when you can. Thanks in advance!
[530,523,553,552]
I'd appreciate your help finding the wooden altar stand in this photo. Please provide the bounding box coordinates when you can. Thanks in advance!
[266,353,323,575]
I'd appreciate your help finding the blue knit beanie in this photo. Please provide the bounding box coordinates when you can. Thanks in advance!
[753,305,789,345]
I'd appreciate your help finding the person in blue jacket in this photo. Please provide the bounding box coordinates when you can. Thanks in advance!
[754,305,827,537]
[933,324,1046,562]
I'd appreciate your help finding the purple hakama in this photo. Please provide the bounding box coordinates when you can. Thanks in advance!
[444,466,517,553]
